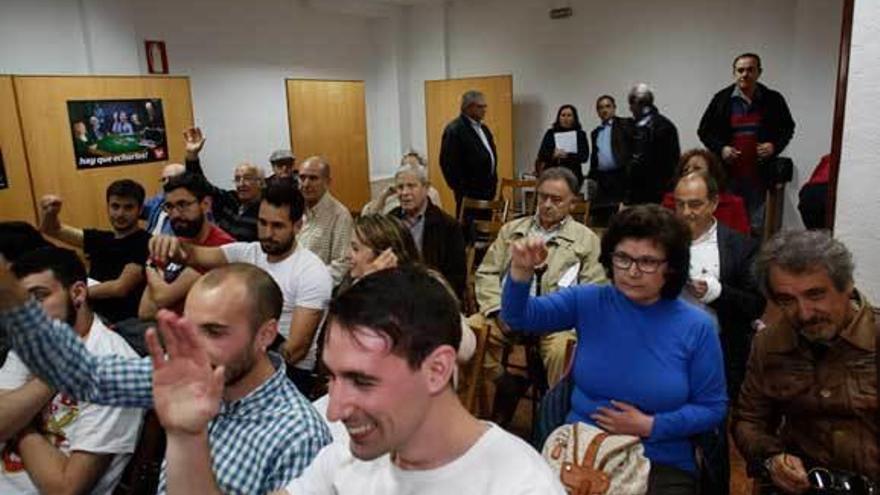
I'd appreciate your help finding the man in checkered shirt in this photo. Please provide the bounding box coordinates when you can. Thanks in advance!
[0,263,331,494]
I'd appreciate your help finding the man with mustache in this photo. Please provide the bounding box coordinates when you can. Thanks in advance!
[148,178,332,393]
[698,53,795,233]
[733,230,878,493]
[138,172,234,320]
[39,180,152,324]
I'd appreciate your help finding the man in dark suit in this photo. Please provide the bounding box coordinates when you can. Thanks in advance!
[627,83,680,205]
[391,164,467,300]
[439,90,498,217]
[674,171,765,495]
[588,95,632,224]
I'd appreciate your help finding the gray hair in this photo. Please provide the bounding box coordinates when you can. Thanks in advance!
[395,164,429,185]
[628,83,654,107]
[754,230,854,297]
[537,167,578,196]
[460,90,485,112]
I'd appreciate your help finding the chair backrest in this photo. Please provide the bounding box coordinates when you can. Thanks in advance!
[457,314,491,415]
[458,197,508,223]
[500,178,538,221]
[571,199,591,226]
[463,219,504,314]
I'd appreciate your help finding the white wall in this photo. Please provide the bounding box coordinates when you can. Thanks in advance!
[835,0,880,301]
[405,0,842,227]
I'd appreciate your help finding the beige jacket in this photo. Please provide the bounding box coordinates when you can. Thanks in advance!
[475,216,606,316]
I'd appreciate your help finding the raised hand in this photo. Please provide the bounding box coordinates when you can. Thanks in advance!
[508,237,548,282]
[183,127,206,159]
[147,310,224,435]
[363,248,398,277]
[149,235,190,266]
[38,195,63,233]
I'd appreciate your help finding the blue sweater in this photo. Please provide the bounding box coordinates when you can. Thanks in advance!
[501,278,727,474]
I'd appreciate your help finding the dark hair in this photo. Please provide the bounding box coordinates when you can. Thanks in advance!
[733,52,762,70]
[676,148,727,191]
[12,246,87,288]
[599,204,691,300]
[552,104,582,131]
[328,265,461,370]
[163,172,211,200]
[596,95,616,107]
[262,176,305,223]
[537,167,579,196]
[754,230,853,298]
[354,214,421,266]
[106,179,146,206]
[197,263,283,330]
[0,222,51,263]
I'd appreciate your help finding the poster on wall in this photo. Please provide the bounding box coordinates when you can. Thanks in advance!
[67,98,168,169]
[0,148,7,189]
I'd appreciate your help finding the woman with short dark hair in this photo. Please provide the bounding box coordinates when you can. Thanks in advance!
[501,204,727,494]
[537,104,590,189]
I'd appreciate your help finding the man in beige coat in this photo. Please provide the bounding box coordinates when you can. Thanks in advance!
[476,168,605,423]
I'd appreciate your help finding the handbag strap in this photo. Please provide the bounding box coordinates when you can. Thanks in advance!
[572,425,610,469]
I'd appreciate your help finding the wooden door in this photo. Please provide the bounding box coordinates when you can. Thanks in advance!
[425,75,514,216]
[0,76,36,223]
[13,76,193,230]
[286,79,370,211]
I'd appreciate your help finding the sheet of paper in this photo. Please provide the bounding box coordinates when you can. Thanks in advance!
[554,131,578,154]
[557,262,581,288]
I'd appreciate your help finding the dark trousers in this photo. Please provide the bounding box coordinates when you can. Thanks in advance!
[647,464,698,495]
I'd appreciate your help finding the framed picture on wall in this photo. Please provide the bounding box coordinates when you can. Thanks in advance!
[0,147,7,190]
[145,40,169,74]
[67,98,168,169]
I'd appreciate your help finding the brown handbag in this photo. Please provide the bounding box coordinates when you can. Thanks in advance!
[559,424,611,495]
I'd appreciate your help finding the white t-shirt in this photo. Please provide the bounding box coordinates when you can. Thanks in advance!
[285,422,564,495]
[221,242,332,370]
[0,317,144,495]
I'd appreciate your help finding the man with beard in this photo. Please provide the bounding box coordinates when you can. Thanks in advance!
[182,127,264,242]
[733,230,878,493]
[145,266,563,495]
[142,162,186,236]
[138,172,234,320]
[148,178,332,393]
[39,180,151,324]
[0,261,331,494]
[0,247,143,494]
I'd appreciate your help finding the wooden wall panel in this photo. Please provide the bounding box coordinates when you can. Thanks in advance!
[0,76,36,223]
[425,75,514,216]
[14,76,193,230]
[286,79,370,211]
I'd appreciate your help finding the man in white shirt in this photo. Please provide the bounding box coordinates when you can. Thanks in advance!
[155,265,564,495]
[149,179,332,394]
[0,247,142,495]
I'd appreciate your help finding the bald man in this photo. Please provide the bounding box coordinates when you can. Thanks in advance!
[143,162,186,235]
[297,156,352,285]
[183,127,265,242]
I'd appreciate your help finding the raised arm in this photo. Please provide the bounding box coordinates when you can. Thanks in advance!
[38,195,84,248]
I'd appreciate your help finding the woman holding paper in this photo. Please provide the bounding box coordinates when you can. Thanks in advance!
[537,104,590,190]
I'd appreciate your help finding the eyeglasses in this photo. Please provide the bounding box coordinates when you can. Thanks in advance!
[611,252,667,274]
[233,175,261,184]
[162,199,199,213]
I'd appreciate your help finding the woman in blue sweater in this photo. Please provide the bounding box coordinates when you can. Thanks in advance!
[501,204,726,494]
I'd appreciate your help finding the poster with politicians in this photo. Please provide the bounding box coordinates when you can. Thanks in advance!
[67,98,168,169]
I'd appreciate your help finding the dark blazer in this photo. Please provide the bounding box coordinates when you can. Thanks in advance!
[439,114,498,201]
[698,83,795,159]
[588,116,633,178]
[391,201,467,301]
[537,128,589,187]
[709,222,765,397]
[628,108,680,204]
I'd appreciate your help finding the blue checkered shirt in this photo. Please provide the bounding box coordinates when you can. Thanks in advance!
[1,300,331,494]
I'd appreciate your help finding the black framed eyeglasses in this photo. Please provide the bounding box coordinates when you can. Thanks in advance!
[611,252,667,274]
[162,199,198,213]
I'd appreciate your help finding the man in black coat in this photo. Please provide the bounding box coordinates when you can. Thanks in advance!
[697,53,795,231]
[626,84,680,205]
[439,90,498,217]
[588,95,633,223]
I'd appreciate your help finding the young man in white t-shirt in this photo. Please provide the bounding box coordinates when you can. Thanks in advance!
[150,266,565,495]
[0,247,142,495]
[148,178,332,392]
